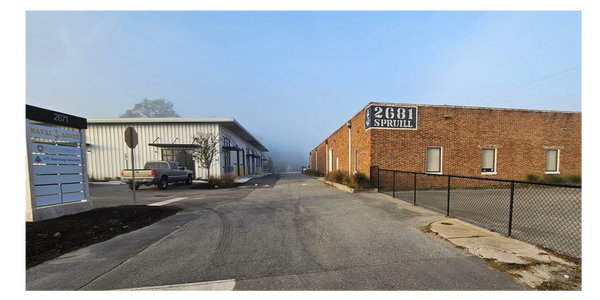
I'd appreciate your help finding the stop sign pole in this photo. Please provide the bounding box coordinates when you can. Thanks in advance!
[125,126,138,205]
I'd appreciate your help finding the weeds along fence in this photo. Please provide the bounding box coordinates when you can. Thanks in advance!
[370,166,582,259]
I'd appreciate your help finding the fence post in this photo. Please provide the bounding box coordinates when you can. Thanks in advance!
[370,166,379,191]
[508,181,515,237]
[377,168,380,193]
[413,173,417,205]
[447,175,451,217]
[393,171,396,198]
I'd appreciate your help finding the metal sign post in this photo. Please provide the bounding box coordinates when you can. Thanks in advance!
[125,126,139,205]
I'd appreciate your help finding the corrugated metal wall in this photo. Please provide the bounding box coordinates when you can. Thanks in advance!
[219,125,264,176]
[86,122,220,180]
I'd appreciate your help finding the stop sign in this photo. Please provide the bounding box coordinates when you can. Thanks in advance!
[124,126,138,149]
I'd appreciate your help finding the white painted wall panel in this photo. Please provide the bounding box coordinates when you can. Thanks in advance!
[219,125,265,176]
[86,122,221,179]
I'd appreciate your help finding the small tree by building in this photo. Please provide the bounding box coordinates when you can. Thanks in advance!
[191,132,221,181]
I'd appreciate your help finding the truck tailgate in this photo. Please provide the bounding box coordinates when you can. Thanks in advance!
[122,170,154,179]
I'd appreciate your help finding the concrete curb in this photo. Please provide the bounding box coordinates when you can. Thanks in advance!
[312,177,377,194]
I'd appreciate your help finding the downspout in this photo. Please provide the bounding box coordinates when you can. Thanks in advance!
[347,120,352,176]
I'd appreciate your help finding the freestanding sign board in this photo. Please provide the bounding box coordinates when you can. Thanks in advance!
[26,105,92,222]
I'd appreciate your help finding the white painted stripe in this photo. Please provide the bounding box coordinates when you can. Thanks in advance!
[115,279,236,291]
[148,197,189,206]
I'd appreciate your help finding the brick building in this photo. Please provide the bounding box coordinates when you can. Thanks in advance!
[308,103,581,181]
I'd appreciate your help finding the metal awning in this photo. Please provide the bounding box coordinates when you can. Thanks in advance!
[222,133,242,151]
[148,143,200,148]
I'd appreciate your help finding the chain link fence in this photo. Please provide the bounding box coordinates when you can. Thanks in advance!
[370,166,582,258]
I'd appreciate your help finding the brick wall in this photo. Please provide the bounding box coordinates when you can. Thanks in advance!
[310,103,581,182]
[369,103,581,181]
[308,106,373,176]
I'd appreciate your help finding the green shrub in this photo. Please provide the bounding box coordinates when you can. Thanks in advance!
[565,174,581,185]
[342,173,353,187]
[304,169,324,177]
[326,171,372,189]
[208,176,223,187]
[543,174,566,184]
[525,173,540,182]
[208,174,237,188]
[220,173,237,187]
[327,170,345,183]
[352,172,372,189]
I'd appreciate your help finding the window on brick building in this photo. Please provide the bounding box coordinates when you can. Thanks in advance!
[354,149,358,172]
[546,149,559,174]
[426,147,442,173]
[481,148,497,174]
[328,148,334,172]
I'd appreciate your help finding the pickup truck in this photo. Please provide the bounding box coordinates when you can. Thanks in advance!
[121,161,194,190]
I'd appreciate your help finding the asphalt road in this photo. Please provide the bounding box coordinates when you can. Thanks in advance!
[26,173,530,291]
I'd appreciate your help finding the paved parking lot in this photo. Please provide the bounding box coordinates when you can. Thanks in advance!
[28,173,530,291]
[89,175,281,210]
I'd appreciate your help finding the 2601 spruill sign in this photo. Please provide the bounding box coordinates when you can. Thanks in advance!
[364,105,417,130]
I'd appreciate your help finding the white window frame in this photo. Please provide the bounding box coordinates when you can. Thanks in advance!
[426,147,443,174]
[546,149,560,174]
[481,148,497,175]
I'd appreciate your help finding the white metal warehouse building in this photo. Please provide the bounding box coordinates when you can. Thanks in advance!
[85,118,268,180]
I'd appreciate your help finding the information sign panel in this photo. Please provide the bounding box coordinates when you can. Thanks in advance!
[364,105,418,130]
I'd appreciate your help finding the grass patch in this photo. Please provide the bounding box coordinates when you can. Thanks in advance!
[482,258,531,273]
[303,169,324,177]
[524,173,581,185]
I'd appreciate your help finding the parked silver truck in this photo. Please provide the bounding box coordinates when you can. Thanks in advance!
[121,161,193,190]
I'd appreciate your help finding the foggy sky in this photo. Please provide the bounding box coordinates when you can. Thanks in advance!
[24,11,582,171]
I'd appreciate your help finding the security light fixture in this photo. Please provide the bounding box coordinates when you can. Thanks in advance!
[346,121,352,128]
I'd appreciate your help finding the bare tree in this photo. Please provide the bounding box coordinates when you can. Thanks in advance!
[119,98,180,118]
[191,132,221,181]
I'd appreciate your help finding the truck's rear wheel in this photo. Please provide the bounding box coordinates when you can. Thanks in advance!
[128,184,140,190]
[159,176,168,190]
[185,175,193,185]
